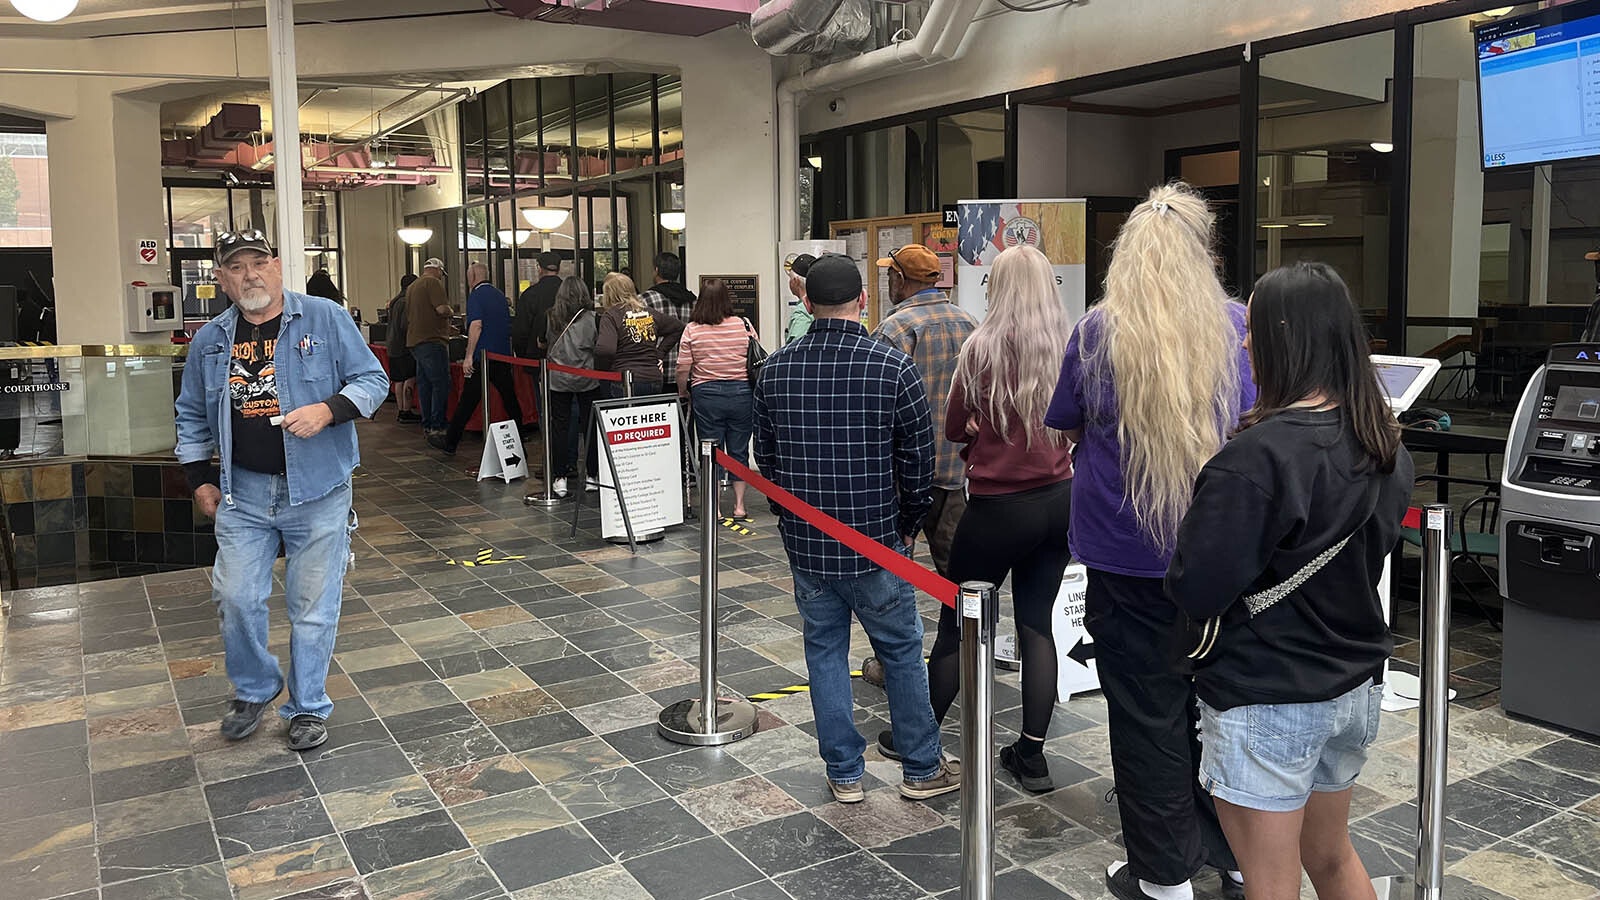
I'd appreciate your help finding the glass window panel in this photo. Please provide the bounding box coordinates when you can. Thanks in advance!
[0,131,50,248]
[304,190,338,250]
[935,109,1006,209]
[574,75,610,181]
[482,83,515,198]
[848,123,929,219]
[169,187,230,249]
[1257,31,1394,321]
[461,94,488,202]
[656,76,683,164]
[539,78,576,188]
[612,74,653,175]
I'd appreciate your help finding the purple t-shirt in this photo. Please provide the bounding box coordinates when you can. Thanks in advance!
[1044,302,1257,578]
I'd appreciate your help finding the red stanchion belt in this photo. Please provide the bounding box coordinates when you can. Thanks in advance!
[715,450,958,609]
[482,353,625,383]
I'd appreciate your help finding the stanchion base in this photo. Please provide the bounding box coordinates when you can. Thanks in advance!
[523,494,564,507]
[607,530,664,545]
[1370,875,1425,899]
[656,697,759,747]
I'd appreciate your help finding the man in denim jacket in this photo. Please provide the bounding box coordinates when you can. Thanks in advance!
[175,231,388,751]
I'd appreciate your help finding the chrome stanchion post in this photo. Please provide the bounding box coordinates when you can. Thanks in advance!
[959,581,996,900]
[479,350,491,436]
[623,369,635,398]
[525,361,562,507]
[1416,503,1452,900]
[657,440,757,747]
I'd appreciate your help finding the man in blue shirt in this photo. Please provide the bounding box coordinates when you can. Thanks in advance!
[430,261,527,454]
[175,230,389,751]
[752,253,959,804]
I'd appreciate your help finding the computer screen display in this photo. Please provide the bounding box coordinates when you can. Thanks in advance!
[1376,362,1427,403]
[1476,0,1600,170]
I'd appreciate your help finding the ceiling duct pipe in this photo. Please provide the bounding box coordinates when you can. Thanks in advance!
[771,0,985,244]
[751,0,846,55]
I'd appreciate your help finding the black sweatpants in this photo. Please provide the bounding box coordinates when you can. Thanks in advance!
[1085,568,1237,885]
[444,358,525,448]
[926,480,1072,739]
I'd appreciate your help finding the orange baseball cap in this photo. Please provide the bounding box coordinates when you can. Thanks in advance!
[876,243,942,282]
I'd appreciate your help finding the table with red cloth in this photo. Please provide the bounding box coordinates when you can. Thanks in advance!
[368,343,538,432]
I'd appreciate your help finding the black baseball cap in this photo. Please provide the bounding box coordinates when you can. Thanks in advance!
[215,229,273,264]
[789,253,817,278]
[805,254,862,306]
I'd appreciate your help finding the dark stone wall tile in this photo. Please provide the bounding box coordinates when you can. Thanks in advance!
[132,465,163,498]
[6,501,35,536]
[136,532,166,564]
[164,533,194,567]
[89,530,107,563]
[1,467,32,503]
[13,534,36,568]
[161,466,190,499]
[75,531,90,565]
[71,463,85,498]
[33,464,73,501]
[105,498,134,532]
[87,497,105,529]
[73,498,86,530]
[37,532,76,567]
[103,464,133,498]
[35,499,74,534]
[107,531,137,564]
[164,500,194,534]
[134,498,164,533]
[84,462,104,497]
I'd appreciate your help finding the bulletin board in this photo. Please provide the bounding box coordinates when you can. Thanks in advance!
[828,213,954,329]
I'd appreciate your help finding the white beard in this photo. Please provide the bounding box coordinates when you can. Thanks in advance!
[236,288,274,312]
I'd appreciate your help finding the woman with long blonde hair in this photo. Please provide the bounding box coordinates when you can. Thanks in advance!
[877,244,1077,790]
[1045,182,1255,900]
[594,271,684,396]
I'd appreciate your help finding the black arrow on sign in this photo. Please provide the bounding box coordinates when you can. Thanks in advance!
[1067,637,1096,667]
[504,455,521,468]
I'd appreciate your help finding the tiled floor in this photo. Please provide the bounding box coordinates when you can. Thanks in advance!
[1,417,1598,900]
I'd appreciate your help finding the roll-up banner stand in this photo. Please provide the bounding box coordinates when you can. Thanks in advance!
[954,200,1088,325]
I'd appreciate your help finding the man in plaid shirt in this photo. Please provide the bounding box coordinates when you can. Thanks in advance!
[861,244,977,702]
[753,253,960,805]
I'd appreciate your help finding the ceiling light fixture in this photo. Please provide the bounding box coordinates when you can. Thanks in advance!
[396,227,433,246]
[1370,141,1395,153]
[1484,7,1515,17]
[522,207,571,232]
[659,211,687,233]
[9,0,79,22]
[498,229,531,245]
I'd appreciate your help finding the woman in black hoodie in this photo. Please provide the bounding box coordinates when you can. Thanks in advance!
[1167,262,1414,900]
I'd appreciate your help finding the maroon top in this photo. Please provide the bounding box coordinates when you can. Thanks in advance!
[946,375,1074,496]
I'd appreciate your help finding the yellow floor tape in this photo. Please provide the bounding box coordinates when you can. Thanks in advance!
[446,548,527,567]
[719,518,756,536]
[747,669,865,702]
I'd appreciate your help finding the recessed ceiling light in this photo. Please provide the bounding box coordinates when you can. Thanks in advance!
[1484,7,1515,17]
[1370,141,1395,153]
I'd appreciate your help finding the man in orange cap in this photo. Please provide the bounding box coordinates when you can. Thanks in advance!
[863,244,977,748]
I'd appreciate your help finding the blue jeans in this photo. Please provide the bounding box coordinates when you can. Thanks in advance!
[691,380,753,483]
[411,341,449,430]
[791,566,942,783]
[213,468,353,721]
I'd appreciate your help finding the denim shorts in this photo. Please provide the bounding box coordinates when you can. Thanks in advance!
[1197,679,1384,813]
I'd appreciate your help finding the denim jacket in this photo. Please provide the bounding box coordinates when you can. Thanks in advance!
[175,290,389,509]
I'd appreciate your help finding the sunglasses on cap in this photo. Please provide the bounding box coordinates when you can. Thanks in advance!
[217,229,268,246]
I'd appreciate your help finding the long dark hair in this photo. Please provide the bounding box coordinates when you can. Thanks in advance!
[1243,262,1400,472]
[306,270,344,304]
[692,279,734,325]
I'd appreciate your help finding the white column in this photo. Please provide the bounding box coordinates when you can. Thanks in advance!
[1530,165,1552,307]
[267,0,306,291]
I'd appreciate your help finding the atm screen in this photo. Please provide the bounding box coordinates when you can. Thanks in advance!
[1538,370,1600,424]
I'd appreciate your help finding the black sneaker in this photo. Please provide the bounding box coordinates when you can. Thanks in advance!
[220,698,271,741]
[397,411,421,423]
[427,433,456,455]
[999,742,1053,793]
[287,715,328,751]
[876,729,902,762]
[1105,862,1179,900]
[1216,868,1245,900]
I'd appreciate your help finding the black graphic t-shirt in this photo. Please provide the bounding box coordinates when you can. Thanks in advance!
[230,314,287,475]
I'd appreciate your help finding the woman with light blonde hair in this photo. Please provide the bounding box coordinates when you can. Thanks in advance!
[1045,182,1255,900]
[594,271,683,396]
[877,244,1076,790]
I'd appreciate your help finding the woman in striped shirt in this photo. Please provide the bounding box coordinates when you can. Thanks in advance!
[677,279,759,520]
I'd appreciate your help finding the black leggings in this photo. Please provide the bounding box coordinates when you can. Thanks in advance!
[925,479,1072,740]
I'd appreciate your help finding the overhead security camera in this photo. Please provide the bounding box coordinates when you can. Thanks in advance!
[827,97,846,115]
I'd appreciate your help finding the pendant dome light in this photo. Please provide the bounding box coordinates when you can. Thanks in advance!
[10,0,79,23]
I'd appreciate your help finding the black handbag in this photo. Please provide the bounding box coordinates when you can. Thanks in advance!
[743,317,769,383]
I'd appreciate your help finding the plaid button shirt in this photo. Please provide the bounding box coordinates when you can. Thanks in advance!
[872,290,978,490]
[641,285,695,379]
[753,318,934,579]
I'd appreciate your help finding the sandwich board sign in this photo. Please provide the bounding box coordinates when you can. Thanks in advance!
[594,396,684,539]
[478,420,529,483]
[1052,564,1099,700]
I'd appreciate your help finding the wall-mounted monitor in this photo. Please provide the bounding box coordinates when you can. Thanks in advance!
[1476,0,1600,170]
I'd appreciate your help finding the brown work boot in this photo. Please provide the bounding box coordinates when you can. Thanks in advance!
[861,655,885,689]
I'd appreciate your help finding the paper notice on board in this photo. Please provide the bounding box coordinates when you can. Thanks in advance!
[843,230,867,261]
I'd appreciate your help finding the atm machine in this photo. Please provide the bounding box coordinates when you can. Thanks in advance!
[1498,343,1600,738]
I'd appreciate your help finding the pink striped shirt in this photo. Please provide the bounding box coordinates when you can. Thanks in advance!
[678,318,752,386]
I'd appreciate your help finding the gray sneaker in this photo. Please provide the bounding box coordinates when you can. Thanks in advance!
[828,779,865,804]
[219,698,271,741]
[287,714,328,751]
[900,759,962,800]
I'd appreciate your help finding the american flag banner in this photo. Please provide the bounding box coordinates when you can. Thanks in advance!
[953,199,1090,324]
[957,202,1002,266]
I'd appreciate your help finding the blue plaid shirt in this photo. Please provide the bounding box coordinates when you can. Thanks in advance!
[753,317,935,579]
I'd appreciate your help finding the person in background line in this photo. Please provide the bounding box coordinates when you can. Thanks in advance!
[861,243,977,693]
[785,253,816,343]
[753,253,960,805]
[676,278,757,520]
[1167,263,1412,900]
[406,257,455,438]
[386,273,419,424]
[640,251,697,384]
[305,269,345,307]
[430,262,526,455]
[1044,182,1252,900]
[514,251,563,360]
[594,272,683,397]
[879,245,1076,792]
[544,277,601,499]
[174,230,388,752]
